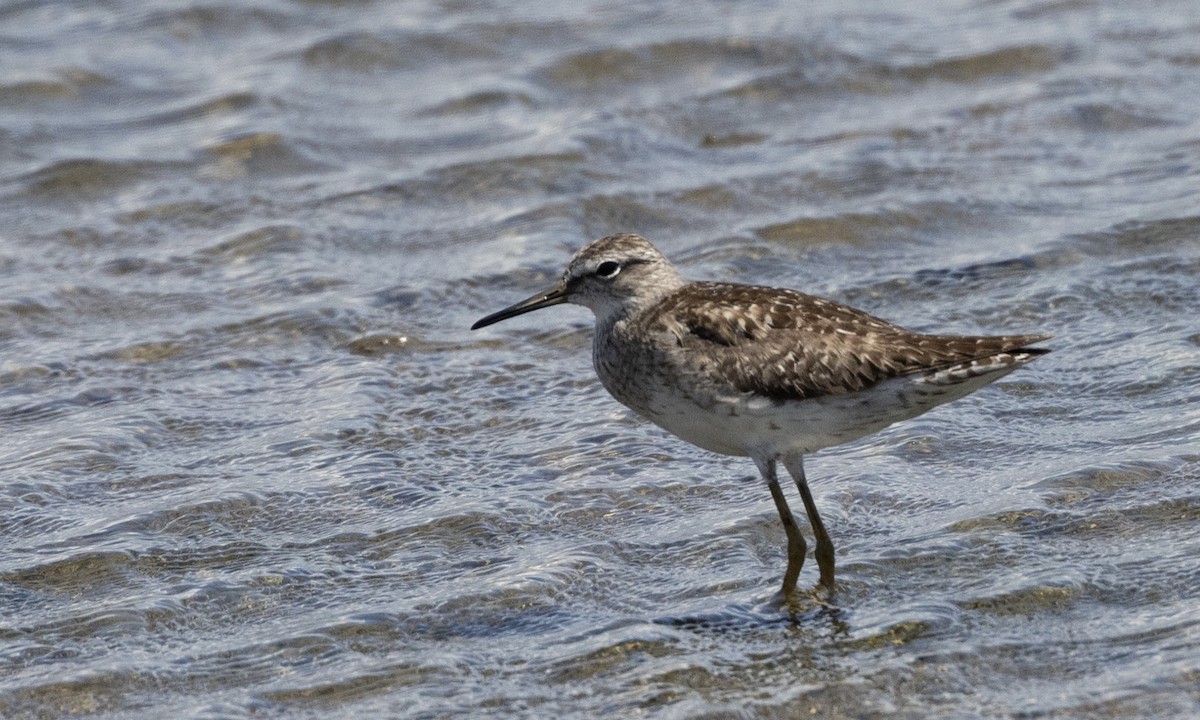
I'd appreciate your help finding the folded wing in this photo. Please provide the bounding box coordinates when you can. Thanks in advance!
[652,282,1050,401]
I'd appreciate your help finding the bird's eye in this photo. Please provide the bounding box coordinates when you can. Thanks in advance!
[595,261,621,279]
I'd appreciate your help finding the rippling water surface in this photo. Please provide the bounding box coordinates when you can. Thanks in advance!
[2,1,1199,717]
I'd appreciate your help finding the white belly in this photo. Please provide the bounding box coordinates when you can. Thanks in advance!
[626,369,1011,459]
[591,316,1025,460]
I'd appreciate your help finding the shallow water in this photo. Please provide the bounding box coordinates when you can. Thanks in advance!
[1,0,1199,718]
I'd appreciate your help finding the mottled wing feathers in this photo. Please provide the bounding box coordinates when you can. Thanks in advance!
[650,282,1049,401]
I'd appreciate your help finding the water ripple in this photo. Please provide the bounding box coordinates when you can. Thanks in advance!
[2,0,1199,717]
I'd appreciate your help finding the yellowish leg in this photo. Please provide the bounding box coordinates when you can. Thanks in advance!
[756,457,807,596]
[784,454,835,589]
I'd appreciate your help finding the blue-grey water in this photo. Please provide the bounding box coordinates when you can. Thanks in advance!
[2,1,1198,718]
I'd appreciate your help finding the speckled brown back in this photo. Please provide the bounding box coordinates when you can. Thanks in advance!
[645,282,1050,401]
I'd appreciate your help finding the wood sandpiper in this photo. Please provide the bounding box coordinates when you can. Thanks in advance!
[472,233,1050,597]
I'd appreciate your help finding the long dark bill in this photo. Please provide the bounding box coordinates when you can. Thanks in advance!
[470,283,569,330]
